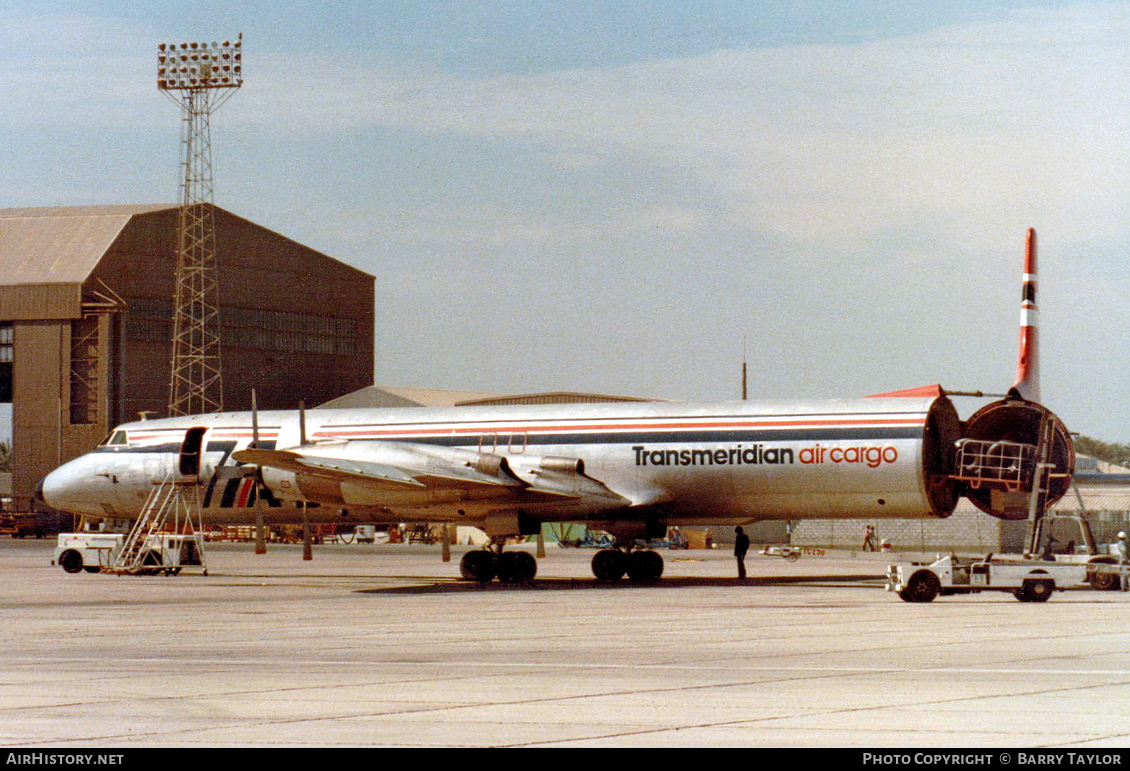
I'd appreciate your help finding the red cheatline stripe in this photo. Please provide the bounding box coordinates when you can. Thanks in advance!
[313,416,926,439]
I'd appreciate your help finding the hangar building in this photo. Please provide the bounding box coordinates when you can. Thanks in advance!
[0,204,374,507]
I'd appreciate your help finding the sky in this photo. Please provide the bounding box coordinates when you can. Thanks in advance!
[1,0,1129,444]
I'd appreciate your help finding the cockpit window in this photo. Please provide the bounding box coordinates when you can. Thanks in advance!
[101,430,129,447]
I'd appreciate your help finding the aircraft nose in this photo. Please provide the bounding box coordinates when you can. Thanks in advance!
[37,463,88,513]
[37,469,65,509]
[36,456,116,516]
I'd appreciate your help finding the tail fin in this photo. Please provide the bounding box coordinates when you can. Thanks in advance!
[1011,228,1040,402]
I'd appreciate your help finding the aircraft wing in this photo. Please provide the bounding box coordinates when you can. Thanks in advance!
[233,441,630,511]
[237,446,489,491]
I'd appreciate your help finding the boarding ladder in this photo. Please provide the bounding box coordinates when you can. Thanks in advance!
[1023,415,1065,557]
[103,468,207,576]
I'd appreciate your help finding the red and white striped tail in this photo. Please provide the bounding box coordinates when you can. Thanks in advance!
[1011,228,1039,402]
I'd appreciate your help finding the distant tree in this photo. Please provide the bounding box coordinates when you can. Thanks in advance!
[1074,435,1130,469]
[0,441,9,473]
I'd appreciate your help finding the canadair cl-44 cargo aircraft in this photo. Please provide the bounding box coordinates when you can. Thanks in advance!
[38,230,1073,582]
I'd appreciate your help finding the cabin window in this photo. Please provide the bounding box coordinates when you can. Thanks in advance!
[98,430,129,447]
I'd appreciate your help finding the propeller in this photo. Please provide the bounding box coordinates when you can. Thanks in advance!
[251,390,267,555]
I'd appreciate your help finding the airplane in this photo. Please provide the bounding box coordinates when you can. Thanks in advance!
[37,229,1074,582]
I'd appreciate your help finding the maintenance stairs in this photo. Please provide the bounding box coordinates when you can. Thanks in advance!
[102,467,208,576]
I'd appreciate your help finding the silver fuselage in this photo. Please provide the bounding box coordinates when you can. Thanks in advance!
[39,396,957,530]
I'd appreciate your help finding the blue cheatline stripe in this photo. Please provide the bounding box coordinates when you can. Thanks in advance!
[330,426,924,447]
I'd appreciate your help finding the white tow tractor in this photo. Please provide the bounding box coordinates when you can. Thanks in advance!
[889,514,1128,602]
[886,553,1128,602]
[54,532,206,576]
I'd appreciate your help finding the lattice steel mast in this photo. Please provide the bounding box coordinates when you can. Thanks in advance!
[158,36,243,415]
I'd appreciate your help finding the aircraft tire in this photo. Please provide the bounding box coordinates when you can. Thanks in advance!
[59,549,84,574]
[626,550,664,581]
[497,551,537,583]
[460,550,497,583]
[592,549,627,581]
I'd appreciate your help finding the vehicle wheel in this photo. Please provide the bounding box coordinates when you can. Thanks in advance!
[459,550,496,583]
[83,566,101,574]
[1018,578,1054,602]
[1087,559,1121,591]
[59,549,84,574]
[592,549,627,581]
[785,552,800,562]
[497,551,537,583]
[898,571,940,603]
[626,550,664,581]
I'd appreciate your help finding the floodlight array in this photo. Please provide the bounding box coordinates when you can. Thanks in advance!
[158,36,242,90]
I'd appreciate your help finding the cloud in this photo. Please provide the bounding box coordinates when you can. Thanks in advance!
[3,3,1128,437]
[225,3,1130,255]
[9,3,1129,252]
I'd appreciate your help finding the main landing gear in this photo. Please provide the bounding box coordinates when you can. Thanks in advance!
[591,547,664,582]
[458,541,666,583]
[459,539,538,583]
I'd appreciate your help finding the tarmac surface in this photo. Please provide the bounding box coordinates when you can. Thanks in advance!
[2,537,1130,748]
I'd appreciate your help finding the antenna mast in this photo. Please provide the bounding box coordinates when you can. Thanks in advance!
[158,35,243,415]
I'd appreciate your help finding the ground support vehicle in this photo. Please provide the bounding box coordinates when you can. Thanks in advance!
[3,512,60,538]
[887,553,1129,602]
[759,545,827,561]
[53,532,207,576]
[760,545,802,561]
[1026,514,1125,590]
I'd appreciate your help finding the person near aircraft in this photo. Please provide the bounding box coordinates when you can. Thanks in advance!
[734,526,750,579]
[862,524,877,552]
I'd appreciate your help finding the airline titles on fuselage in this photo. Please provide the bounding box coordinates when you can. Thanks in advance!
[632,443,900,468]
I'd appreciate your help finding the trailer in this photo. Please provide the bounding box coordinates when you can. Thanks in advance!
[887,553,1128,603]
[3,512,60,539]
[53,532,206,576]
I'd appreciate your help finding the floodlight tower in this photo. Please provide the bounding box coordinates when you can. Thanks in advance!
[157,35,243,415]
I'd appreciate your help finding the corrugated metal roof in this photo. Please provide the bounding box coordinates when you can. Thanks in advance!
[458,391,666,405]
[0,205,176,287]
[317,386,669,409]
[316,385,505,409]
